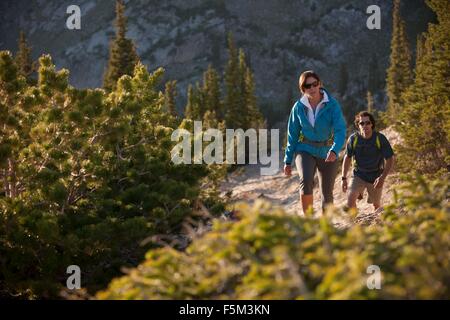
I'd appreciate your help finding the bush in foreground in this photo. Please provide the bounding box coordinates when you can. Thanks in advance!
[97,176,449,299]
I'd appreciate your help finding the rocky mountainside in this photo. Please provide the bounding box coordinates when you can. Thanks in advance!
[0,0,434,116]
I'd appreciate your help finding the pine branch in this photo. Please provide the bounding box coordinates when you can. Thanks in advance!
[122,137,146,151]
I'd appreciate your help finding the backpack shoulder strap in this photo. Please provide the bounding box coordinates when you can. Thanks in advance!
[351,133,359,169]
[375,132,381,150]
[352,133,359,152]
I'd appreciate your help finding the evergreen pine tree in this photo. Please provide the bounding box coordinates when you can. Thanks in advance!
[0,51,27,198]
[237,49,249,129]
[103,0,139,91]
[195,81,206,118]
[367,91,374,113]
[396,0,450,175]
[223,33,264,130]
[15,31,33,82]
[244,66,264,129]
[202,65,222,120]
[415,33,426,69]
[164,80,177,117]
[386,0,413,119]
[184,84,200,120]
[224,33,242,129]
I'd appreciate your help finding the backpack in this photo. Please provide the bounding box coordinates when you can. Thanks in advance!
[351,132,383,171]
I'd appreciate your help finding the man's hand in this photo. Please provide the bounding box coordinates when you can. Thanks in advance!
[341,179,348,192]
[325,150,337,162]
[373,176,385,189]
[284,164,292,176]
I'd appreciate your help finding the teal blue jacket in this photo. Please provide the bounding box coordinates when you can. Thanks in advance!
[284,89,347,164]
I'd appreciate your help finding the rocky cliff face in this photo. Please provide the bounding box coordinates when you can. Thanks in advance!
[0,0,434,114]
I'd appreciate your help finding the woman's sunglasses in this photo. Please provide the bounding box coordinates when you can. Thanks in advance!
[303,81,319,89]
[359,121,372,126]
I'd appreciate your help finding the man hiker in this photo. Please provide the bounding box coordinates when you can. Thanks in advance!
[341,111,395,210]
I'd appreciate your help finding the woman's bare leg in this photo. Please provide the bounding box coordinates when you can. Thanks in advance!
[301,194,314,215]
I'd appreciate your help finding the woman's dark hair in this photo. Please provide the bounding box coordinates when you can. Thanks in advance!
[354,111,376,130]
[298,70,321,93]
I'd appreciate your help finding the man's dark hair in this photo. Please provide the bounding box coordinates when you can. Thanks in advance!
[354,111,376,130]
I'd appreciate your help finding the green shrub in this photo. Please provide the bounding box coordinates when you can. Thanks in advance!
[0,52,216,298]
[98,175,449,299]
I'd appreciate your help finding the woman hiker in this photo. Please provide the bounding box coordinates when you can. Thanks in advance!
[284,70,347,215]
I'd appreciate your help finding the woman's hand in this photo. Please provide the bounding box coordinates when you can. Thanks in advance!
[325,150,337,162]
[284,164,292,176]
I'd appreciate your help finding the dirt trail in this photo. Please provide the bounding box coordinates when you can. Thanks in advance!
[220,127,401,223]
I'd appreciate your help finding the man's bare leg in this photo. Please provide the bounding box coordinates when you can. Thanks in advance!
[347,191,359,209]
